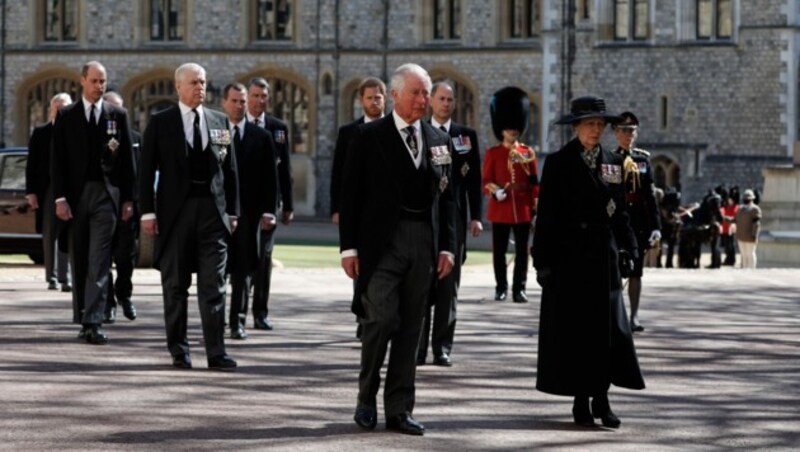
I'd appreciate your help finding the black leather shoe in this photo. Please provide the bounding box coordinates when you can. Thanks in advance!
[512,291,528,303]
[591,395,621,428]
[208,354,237,371]
[630,316,644,332]
[253,316,273,330]
[353,407,377,430]
[433,353,453,367]
[172,353,192,369]
[572,396,594,427]
[103,307,116,324]
[230,326,248,340]
[386,413,425,436]
[120,301,137,321]
[494,290,507,301]
[85,326,108,345]
[77,326,87,340]
[47,280,58,290]
[61,283,72,293]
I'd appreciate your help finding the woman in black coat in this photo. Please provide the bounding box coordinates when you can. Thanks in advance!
[533,96,645,428]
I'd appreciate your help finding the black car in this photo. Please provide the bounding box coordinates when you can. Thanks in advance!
[0,147,43,263]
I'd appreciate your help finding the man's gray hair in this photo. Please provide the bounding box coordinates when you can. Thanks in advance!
[248,77,270,93]
[175,63,206,82]
[50,92,72,106]
[390,63,432,95]
[103,91,123,106]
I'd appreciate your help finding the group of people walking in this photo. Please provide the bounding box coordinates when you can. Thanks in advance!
[26,61,294,369]
[27,59,664,435]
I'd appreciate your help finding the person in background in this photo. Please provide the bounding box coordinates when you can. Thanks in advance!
[734,189,761,269]
[720,189,739,266]
[482,87,539,303]
[611,111,661,333]
[26,92,72,292]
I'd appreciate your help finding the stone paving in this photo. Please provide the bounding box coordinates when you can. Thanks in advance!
[0,263,798,451]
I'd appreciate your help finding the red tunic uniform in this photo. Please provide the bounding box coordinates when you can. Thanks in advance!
[482,143,540,224]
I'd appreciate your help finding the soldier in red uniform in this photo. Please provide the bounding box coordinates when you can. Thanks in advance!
[482,87,539,303]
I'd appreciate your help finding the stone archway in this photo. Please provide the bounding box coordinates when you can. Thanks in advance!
[651,154,681,190]
[121,69,177,134]
[428,65,478,129]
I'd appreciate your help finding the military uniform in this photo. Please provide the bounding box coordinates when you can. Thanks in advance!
[482,142,539,300]
[617,147,661,277]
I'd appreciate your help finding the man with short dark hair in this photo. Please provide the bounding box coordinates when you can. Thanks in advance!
[52,61,136,344]
[245,77,293,331]
[222,82,278,340]
[417,80,482,367]
[340,63,456,436]
[102,91,139,324]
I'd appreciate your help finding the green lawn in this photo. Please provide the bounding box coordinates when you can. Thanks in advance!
[273,244,494,268]
[0,245,495,269]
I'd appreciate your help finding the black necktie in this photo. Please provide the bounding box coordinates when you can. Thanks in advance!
[439,125,447,133]
[404,125,418,158]
[253,117,260,127]
[89,104,96,126]
[192,108,202,151]
[233,125,242,152]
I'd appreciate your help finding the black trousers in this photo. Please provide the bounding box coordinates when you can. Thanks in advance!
[491,222,530,293]
[419,218,464,359]
[70,182,116,325]
[106,211,139,310]
[252,224,277,320]
[42,187,70,285]
[159,197,228,358]
[358,220,433,418]
[228,215,258,329]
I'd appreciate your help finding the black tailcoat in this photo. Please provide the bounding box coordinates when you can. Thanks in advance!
[26,123,54,232]
[139,106,239,269]
[330,116,365,215]
[263,114,293,212]
[533,138,644,396]
[440,121,482,261]
[339,115,457,317]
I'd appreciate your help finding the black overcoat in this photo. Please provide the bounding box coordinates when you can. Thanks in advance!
[533,138,645,396]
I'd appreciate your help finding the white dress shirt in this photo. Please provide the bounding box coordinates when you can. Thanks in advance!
[179,102,208,149]
[82,97,103,124]
[392,110,423,169]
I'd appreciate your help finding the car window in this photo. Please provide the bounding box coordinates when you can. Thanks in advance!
[0,155,27,190]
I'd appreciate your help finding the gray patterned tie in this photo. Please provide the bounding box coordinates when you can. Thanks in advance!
[404,125,418,158]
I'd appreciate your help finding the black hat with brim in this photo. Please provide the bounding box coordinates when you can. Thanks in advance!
[556,96,621,125]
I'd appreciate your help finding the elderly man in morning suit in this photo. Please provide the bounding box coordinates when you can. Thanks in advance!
[26,92,72,292]
[340,63,456,436]
[51,61,136,345]
[140,63,240,371]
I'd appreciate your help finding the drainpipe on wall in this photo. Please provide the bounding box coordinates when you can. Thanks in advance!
[1,0,6,146]
[381,0,389,82]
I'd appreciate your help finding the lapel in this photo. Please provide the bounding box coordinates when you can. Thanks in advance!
[204,110,221,163]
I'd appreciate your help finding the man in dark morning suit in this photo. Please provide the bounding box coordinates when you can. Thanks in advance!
[139,63,240,370]
[25,92,72,292]
[51,61,136,344]
[222,83,278,340]
[340,63,456,436]
[417,81,483,367]
[102,91,139,324]
[330,76,386,224]
[245,77,294,331]
[330,76,386,339]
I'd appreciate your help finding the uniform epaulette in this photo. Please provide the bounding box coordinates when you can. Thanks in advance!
[632,147,650,156]
[518,143,537,159]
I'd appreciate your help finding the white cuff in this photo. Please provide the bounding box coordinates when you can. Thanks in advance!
[55,197,66,204]
[341,249,358,258]
[140,213,156,221]
[440,251,455,259]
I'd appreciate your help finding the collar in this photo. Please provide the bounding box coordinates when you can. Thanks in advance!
[431,118,451,132]
[232,118,247,137]
[392,110,420,133]
[246,111,265,124]
[363,114,382,124]
[179,102,204,117]
[82,97,103,114]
